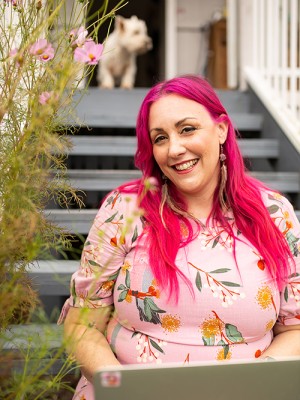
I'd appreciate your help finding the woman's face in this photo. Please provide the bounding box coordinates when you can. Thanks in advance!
[148,94,228,206]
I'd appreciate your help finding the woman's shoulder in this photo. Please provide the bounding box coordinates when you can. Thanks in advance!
[260,189,299,230]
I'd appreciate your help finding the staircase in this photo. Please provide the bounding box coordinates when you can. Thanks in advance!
[3,87,298,376]
[32,87,300,306]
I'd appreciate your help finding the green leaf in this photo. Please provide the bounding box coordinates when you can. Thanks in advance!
[288,272,300,278]
[286,231,299,256]
[144,297,166,313]
[88,260,101,267]
[125,269,130,288]
[212,237,220,248]
[267,205,280,215]
[284,286,289,302]
[223,344,230,359]
[217,339,226,346]
[104,211,118,223]
[144,301,152,321]
[225,324,244,343]
[131,225,138,243]
[220,281,241,287]
[209,268,231,274]
[118,290,128,302]
[85,241,91,246]
[195,271,202,292]
[131,331,140,338]
[202,335,215,346]
[117,284,126,291]
[119,214,124,220]
[108,271,119,281]
[149,339,165,354]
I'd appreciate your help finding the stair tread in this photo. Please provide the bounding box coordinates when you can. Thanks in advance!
[67,88,262,130]
[65,137,278,158]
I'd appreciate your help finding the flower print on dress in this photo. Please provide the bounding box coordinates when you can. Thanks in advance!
[132,331,167,364]
[198,218,238,252]
[267,193,300,256]
[255,285,277,313]
[161,314,181,333]
[117,270,165,324]
[200,311,245,360]
[189,262,245,307]
[283,272,300,308]
[71,280,103,308]
[80,240,104,277]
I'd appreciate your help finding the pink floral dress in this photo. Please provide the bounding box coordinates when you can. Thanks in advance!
[59,190,300,400]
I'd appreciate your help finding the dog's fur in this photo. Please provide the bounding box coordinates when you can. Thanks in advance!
[97,15,152,89]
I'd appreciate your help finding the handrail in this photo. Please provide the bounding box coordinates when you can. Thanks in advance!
[244,0,300,153]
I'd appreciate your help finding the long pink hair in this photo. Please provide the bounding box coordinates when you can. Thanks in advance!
[120,75,293,300]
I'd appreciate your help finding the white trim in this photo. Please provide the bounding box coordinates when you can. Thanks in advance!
[245,67,300,154]
[227,0,238,88]
[165,0,177,79]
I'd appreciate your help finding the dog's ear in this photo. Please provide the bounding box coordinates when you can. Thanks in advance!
[115,15,125,33]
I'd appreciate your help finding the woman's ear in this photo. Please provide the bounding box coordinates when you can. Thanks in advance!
[217,115,228,145]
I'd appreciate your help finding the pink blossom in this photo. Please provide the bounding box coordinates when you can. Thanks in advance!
[9,47,23,66]
[74,40,103,65]
[4,0,22,7]
[69,26,89,47]
[29,39,55,62]
[39,91,57,105]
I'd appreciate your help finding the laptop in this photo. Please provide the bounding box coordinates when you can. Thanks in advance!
[94,357,300,400]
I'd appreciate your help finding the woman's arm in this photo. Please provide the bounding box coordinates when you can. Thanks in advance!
[64,306,121,382]
[260,323,300,359]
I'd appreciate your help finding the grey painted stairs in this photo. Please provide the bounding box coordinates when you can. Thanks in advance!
[4,88,300,375]
[35,87,300,294]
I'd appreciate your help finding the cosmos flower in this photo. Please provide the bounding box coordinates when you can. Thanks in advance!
[74,40,103,65]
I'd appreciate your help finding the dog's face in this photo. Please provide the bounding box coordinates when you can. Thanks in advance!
[115,15,152,55]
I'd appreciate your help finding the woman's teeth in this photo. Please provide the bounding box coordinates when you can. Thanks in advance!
[174,159,198,171]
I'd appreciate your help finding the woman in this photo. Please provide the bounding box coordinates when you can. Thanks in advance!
[59,75,300,399]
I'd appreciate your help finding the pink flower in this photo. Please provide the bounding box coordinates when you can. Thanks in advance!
[74,40,103,65]
[29,39,55,62]
[9,48,23,66]
[39,91,57,105]
[4,0,22,7]
[69,26,89,47]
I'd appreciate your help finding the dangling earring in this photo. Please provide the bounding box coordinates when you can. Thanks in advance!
[159,174,168,228]
[219,144,228,210]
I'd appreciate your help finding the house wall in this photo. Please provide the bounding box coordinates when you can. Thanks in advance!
[176,0,226,75]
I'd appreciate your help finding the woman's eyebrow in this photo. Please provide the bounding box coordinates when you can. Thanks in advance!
[149,117,198,135]
[175,117,198,127]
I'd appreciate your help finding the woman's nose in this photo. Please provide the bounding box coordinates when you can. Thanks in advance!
[168,137,186,158]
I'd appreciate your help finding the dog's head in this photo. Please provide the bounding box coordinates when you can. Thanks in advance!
[115,15,152,55]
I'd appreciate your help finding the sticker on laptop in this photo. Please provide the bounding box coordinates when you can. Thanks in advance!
[100,371,122,387]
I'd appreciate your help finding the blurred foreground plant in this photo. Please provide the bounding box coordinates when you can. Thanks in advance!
[0,0,125,398]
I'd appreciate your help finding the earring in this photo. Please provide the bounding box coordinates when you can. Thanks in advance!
[219,144,228,210]
[159,174,168,228]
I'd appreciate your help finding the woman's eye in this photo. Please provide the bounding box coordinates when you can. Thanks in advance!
[181,126,196,134]
[154,135,166,144]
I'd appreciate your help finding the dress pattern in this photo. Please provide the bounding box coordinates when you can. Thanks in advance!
[59,190,300,400]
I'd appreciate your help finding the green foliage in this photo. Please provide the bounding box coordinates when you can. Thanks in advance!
[0,0,126,398]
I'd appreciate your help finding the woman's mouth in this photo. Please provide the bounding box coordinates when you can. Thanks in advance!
[173,159,198,171]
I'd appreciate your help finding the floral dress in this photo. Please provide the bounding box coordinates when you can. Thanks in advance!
[58,190,300,400]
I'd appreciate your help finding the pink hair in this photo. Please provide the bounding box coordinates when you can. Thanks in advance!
[120,75,293,300]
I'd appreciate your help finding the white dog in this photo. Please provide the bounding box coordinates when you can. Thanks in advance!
[97,15,152,89]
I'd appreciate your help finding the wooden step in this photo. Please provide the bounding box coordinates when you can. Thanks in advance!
[65,137,278,158]
[64,169,300,193]
[0,323,78,376]
[45,207,300,235]
[68,88,262,130]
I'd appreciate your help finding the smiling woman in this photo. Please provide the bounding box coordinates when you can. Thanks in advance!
[60,75,300,400]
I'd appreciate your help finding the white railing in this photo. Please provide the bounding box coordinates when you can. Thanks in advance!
[244,0,300,153]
